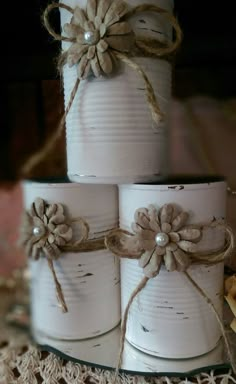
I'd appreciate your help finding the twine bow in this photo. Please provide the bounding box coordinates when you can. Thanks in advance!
[20,0,182,177]
[105,203,236,378]
[19,198,106,313]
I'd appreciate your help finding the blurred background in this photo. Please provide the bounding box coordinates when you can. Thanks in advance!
[1,0,236,274]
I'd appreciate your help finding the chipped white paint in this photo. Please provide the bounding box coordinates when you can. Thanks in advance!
[119,179,227,358]
[60,0,174,184]
[22,181,120,340]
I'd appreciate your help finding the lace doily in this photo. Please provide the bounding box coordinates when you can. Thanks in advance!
[0,288,236,384]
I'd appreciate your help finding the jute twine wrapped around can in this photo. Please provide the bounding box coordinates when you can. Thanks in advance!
[105,202,236,377]
[19,197,107,313]
[19,181,120,340]
[20,0,182,178]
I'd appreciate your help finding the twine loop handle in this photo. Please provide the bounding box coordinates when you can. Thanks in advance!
[20,1,182,178]
[105,204,236,378]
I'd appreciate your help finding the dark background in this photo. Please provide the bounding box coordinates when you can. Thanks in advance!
[2,1,236,180]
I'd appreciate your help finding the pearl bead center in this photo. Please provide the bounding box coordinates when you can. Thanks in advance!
[84,30,99,45]
[155,232,169,247]
[33,226,43,236]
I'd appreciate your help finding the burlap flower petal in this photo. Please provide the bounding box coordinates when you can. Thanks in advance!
[91,53,102,77]
[24,238,36,258]
[94,15,103,29]
[139,251,152,268]
[87,0,97,21]
[49,214,65,225]
[31,198,45,219]
[32,218,45,237]
[149,219,161,232]
[43,243,61,260]
[67,45,88,67]
[87,45,96,59]
[166,242,178,252]
[84,20,96,31]
[131,222,142,233]
[147,205,160,229]
[143,251,162,278]
[161,223,171,233]
[73,7,88,28]
[54,236,67,247]
[97,39,109,53]
[164,250,176,272]
[135,208,150,229]
[97,0,111,21]
[169,232,180,242]
[36,237,47,248]
[173,248,191,271]
[32,244,40,260]
[104,0,129,27]
[138,239,156,251]
[178,240,197,253]
[171,212,189,231]
[138,229,155,241]
[97,50,113,74]
[64,23,83,38]
[54,224,73,239]
[45,204,57,219]
[159,204,173,225]
[178,228,201,242]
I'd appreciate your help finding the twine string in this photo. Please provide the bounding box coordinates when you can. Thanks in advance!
[20,78,80,177]
[43,2,74,42]
[184,270,236,374]
[112,226,235,376]
[114,276,149,381]
[20,2,182,178]
[47,257,68,313]
[128,4,183,57]
[62,237,105,252]
[115,52,164,124]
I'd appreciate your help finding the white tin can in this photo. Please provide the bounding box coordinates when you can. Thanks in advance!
[60,0,174,184]
[119,177,226,358]
[22,180,120,340]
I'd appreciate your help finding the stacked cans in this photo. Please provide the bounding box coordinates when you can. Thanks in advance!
[22,0,227,361]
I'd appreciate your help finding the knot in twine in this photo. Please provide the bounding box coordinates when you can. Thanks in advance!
[20,0,182,177]
[19,197,106,313]
[105,203,236,379]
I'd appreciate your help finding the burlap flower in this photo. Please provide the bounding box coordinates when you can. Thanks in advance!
[225,274,236,333]
[132,204,202,278]
[19,198,73,260]
[63,0,135,78]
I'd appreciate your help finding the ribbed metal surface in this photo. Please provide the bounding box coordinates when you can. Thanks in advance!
[23,182,118,238]
[60,0,174,183]
[121,260,224,358]
[64,59,171,183]
[30,250,120,340]
[22,181,120,340]
[119,181,226,358]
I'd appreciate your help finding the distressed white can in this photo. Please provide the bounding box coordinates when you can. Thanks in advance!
[60,0,174,184]
[22,180,120,340]
[119,177,227,358]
